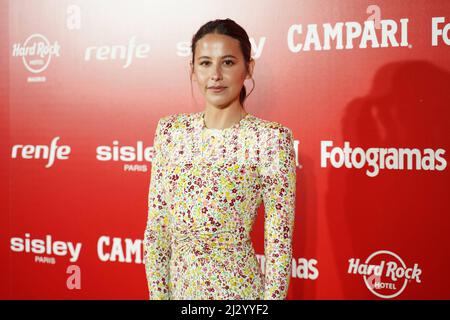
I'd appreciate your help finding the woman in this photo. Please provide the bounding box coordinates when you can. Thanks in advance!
[144,18,297,300]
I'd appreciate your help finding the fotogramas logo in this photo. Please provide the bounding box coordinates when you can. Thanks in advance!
[348,250,422,299]
[321,140,447,177]
[11,33,61,82]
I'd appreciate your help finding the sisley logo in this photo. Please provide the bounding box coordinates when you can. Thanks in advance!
[84,35,150,68]
[96,140,153,162]
[11,34,61,81]
[96,140,157,172]
[321,141,447,177]
[348,250,422,299]
[288,18,409,52]
[10,233,82,263]
[11,137,71,168]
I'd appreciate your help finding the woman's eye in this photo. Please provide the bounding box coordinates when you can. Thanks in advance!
[199,60,234,66]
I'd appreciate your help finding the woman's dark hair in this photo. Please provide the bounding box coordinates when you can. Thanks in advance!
[190,18,255,108]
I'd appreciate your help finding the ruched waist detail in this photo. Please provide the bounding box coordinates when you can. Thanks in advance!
[170,228,252,258]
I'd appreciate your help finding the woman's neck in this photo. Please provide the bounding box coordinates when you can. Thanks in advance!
[203,104,247,130]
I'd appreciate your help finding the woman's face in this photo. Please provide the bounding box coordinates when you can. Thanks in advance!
[190,33,254,109]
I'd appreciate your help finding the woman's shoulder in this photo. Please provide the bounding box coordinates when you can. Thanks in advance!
[157,112,199,129]
[157,112,293,135]
[249,114,293,135]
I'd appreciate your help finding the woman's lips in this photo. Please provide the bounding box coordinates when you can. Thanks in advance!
[208,86,227,93]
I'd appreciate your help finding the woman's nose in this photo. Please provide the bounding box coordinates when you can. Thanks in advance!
[211,65,223,80]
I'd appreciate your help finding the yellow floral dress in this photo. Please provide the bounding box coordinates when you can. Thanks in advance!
[144,111,296,300]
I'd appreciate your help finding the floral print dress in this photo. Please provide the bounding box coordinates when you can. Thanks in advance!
[144,111,297,300]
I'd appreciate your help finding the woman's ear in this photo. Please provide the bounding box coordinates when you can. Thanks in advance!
[246,57,255,79]
[190,61,196,81]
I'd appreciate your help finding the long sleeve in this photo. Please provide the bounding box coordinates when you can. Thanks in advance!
[258,126,297,300]
[143,117,171,300]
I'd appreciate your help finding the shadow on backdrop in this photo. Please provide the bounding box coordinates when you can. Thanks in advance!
[325,60,450,299]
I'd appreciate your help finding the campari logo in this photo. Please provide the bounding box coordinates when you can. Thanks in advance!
[348,250,422,299]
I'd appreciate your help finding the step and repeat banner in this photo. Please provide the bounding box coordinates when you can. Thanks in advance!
[1,0,449,299]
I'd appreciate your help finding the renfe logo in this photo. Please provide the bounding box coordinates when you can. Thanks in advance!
[348,250,422,299]
[11,137,71,168]
[84,35,150,68]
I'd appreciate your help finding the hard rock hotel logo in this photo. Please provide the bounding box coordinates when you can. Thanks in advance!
[11,33,61,82]
[348,250,422,299]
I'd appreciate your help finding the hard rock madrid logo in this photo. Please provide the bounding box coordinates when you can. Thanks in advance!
[11,33,61,75]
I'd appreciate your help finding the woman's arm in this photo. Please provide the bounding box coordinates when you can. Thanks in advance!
[258,126,297,300]
[143,117,171,299]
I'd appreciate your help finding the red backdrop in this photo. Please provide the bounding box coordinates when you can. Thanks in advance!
[1,0,449,299]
